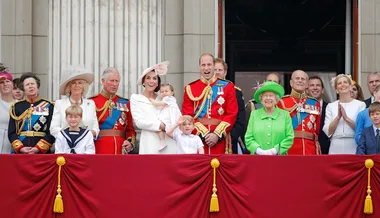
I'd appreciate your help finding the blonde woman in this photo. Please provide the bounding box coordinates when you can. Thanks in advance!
[323,74,366,154]
[50,67,99,139]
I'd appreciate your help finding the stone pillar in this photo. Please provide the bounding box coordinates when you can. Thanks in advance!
[163,0,184,102]
[33,0,49,96]
[183,0,216,83]
[360,0,380,98]
[163,0,216,106]
[49,0,163,101]
[1,0,32,78]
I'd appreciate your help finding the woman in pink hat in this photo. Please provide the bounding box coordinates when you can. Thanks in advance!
[50,66,99,140]
[130,61,177,154]
[0,63,16,153]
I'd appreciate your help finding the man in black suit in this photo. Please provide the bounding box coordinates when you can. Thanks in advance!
[365,72,380,108]
[307,76,330,154]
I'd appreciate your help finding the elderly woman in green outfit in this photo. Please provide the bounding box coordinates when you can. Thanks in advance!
[245,81,294,155]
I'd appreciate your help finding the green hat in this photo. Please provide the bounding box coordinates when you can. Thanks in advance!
[254,81,284,104]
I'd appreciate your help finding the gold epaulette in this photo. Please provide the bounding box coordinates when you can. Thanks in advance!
[187,79,200,86]
[117,95,130,101]
[307,96,318,102]
[10,100,23,111]
[234,86,242,91]
[88,94,99,99]
[278,99,297,113]
[41,98,54,105]
[220,79,235,86]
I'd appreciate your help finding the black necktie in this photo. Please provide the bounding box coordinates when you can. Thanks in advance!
[376,129,380,153]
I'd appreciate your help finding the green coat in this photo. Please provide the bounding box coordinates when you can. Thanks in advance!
[245,107,294,155]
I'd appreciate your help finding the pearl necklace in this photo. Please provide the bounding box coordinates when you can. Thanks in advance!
[69,97,82,106]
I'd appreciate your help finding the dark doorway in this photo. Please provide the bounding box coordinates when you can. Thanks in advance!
[225,0,347,100]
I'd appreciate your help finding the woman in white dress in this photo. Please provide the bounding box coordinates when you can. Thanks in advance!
[0,68,16,154]
[130,61,176,154]
[323,74,366,154]
[50,67,99,139]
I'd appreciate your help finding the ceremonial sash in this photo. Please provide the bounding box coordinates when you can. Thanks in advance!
[291,98,317,130]
[99,98,127,130]
[19,103,51,142]
[195,80,228,118]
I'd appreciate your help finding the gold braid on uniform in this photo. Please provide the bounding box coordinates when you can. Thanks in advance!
[9,105,34,135]
[278,99,297,113]
[96,100,112,122]
[186,85,212,119]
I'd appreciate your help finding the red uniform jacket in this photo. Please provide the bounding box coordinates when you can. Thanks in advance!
[182,77,238,154]
[90,90,136,154]
[277,90,321,155]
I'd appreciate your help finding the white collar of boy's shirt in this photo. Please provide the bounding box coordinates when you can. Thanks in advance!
[372,125,380,136]
[319,100,323,108]
[179,130,195,138]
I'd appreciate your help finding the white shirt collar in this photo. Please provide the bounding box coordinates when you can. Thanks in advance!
[179,130,195,137]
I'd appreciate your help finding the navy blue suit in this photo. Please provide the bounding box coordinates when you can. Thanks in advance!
[356,126,380,154]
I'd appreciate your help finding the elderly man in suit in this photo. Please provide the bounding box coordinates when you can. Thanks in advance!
[307,76,330,154]
[364,72,380,108]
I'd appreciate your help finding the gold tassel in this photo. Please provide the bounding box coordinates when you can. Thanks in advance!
[364,159,374,214]
[209,158,220,212]
[54,156,66,213]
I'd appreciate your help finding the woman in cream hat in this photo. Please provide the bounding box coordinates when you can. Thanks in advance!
[50,66,99,139]
[245,81,294,155]
[130,61,177,154]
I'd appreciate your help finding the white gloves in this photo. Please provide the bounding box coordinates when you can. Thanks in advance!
[268,148,278,155]
[256,147,278,155]
[255,147,266,155]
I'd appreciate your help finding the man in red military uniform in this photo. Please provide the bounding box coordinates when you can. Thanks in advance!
[277,70,321,155]
[90,67,136,154]
[182,53,238,154]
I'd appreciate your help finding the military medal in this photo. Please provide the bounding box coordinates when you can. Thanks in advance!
[33,123,41,131]
[39,116,46,124]
[296,103,304,113]
[218,107,224,115]
[307,121,313,130]
[217,96,225,105]
[309,115,315,123]
[119,112,126,125]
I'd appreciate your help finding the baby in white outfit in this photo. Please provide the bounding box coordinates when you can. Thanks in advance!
[149,83,182,150]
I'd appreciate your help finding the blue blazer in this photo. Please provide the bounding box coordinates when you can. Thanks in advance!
[356,126,380,155]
